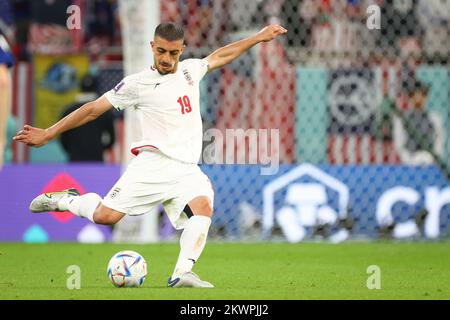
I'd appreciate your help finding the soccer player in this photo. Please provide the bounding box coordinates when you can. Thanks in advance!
[13,23,287,288]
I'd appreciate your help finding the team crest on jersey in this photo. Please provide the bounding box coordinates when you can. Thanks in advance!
[183,69,194,86]
[110,187,121,199]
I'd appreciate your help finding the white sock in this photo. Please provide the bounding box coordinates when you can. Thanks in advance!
[172,215,211,278]
[59,193,101,223]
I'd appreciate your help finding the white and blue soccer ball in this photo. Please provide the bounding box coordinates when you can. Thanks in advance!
[107,250,147,288]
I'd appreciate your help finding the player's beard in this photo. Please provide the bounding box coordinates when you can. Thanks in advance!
[156,60,177,75]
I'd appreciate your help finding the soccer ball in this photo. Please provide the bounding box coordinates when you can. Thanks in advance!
[107,250,147,288]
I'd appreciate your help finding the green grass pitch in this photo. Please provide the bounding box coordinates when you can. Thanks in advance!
[0,242,449,300]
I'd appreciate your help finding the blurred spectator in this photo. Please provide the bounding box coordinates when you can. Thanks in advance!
[11,0,31,61]
[379,0,423,53]
[253,0,285,25]
[28,0,74,54]
[184,0,211,48]
[59,73,116,162]
[205,0,230,47]
[161,0,211,48]
[397,38,424,110]
[161,0,289,50]
[0,0,15,41]
[393,80,444,165]
[416,0,450,62]
[280,0,315,47]
[376,95,395,142]
[30,0,70,25]
[0,0,15,169]
[85,0,121,50]
[310,0,365,58]
[228,0,259,32]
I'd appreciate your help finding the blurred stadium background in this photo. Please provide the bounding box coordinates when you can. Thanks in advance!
[1,0,449,245]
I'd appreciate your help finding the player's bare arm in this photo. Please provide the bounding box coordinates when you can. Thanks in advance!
[13,96,113,148]
[206,24,287,72]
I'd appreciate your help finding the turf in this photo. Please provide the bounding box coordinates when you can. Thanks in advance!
[0,242,449,300]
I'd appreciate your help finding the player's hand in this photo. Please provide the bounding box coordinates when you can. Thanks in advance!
[256,24,287,42]
[13,125,50,148]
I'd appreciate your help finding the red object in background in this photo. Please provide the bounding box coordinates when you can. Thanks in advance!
[41,172,86,223]
[254,41,296,163]
[328,134,400,164]
[160,0,179,23]
[11,62,32,164]
[320,0,331,13]
[216,41,296,164]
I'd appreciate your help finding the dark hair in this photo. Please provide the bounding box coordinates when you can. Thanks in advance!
[408,80,429,96]
[154,23,184,41]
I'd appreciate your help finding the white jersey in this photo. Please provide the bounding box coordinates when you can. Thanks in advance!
[104,58,209,164]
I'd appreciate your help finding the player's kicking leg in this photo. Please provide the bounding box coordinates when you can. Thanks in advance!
[29,189,124,225]
[167,196,214,288]
[30,185,213,288]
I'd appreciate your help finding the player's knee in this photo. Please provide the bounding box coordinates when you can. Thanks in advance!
[202,203,213,218]
[92,212,111,225]
[94,214,118,225]
[93,207,122,225]
[189,197,213,218]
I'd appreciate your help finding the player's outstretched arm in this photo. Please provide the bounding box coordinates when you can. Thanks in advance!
[205,24,287,72]
[13,96,113,148]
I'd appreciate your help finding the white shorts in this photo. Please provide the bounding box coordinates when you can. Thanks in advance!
[102,151,214,230]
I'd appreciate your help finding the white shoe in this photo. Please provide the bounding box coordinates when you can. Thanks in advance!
[168,271,214,288]
[29,188,80,213]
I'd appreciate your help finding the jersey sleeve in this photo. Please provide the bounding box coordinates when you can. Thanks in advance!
[103,75,139,111]
[184,58,209,82]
